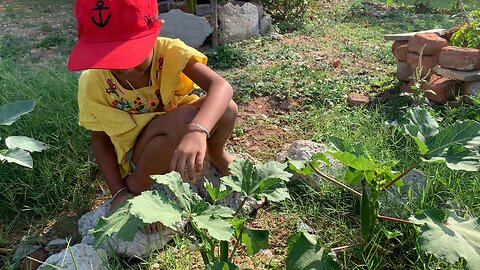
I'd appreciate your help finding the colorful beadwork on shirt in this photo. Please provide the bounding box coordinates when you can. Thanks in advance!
[105,79,161,114]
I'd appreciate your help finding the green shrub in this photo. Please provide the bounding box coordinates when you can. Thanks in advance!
[450,19,480,48]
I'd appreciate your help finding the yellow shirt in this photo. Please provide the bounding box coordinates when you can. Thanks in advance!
[77,37,207,178]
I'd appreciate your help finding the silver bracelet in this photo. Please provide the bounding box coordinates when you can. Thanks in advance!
[187,123,210,138]
[112,187,128,201]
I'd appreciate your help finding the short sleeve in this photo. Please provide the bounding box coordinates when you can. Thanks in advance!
[159,39,207,106]
[77,70,137,136]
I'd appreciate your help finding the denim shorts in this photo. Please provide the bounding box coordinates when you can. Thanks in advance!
[128,149,137,173]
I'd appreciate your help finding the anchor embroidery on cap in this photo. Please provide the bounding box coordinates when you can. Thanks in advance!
[91,0,111,27]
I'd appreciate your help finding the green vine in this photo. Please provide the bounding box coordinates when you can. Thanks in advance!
[450,19,480,48]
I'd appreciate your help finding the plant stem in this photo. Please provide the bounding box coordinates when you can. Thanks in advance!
[331,244,356,252]
[200,249,210,265]
[0,248,11,255]
[167,226,196,243]
[309,164,362,197]
[377,215,414,225]
[382,162,418,191]
[220,241,229,262]
[234,197,249,217]
[229,225,245,261]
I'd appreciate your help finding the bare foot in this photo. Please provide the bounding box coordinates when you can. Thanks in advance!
[207,150,234,176]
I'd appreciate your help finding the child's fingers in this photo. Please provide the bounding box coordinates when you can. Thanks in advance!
[195,151,205,174]
[175,153,188,180]
[186,156,196,181]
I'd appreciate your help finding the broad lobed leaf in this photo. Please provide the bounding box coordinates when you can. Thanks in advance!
[5,136,49,152]
[129,190,183,227]
[0,100,35,126]
[409,209,480,270]
[0,148,33,168]
[286,231,340,270]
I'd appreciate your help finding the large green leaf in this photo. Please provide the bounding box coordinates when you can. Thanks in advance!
[89,200,144,248]
[330,136,366,156]
[404,107,439,139]
[409,210,480,270]
[152,172,198,212]
[129,190,183,227]
[193,214,234,241]
[287,153,330,176]
[423,121,480,171]
[444,145,480,171]
[0,148,33,168]
[241,228,269,255]
[328,151,377,171]
[286,231,341,270]
[222,159,292,202]
[0,100,35,126]
[5,136,48,152]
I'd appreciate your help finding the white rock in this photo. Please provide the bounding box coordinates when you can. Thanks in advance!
[40,244,107,270]
[78,200,184,258]
[218,2,259,43]
[259,14,272,35]
[160,9,213,48]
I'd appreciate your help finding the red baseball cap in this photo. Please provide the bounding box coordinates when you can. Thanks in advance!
[68,0,161,71]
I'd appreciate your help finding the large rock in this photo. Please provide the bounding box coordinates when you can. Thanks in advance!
[218,2,259,43]
[159,9,213,48]
[276,140,345,190]
[40,244,107,270]
[407,32,447,56]
[433,66,480,81]
[259,14,272,35]
[382,169,426,217]
[439,46,480,71]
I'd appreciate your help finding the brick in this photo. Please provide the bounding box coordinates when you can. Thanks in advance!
[407,32,447,56]
[397,61,413,81]
[407,52,439,78]
[439,46,480,71]
[423,74,457,104]
[347,93,369,106]
[462,81,480,96]
[392,40,409,61]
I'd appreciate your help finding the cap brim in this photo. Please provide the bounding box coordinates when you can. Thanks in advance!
[67,31,158,71]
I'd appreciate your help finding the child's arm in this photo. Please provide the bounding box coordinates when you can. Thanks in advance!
[91,131,130,208]
[169,57,233,180]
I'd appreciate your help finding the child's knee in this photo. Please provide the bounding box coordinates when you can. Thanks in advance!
[223,100,238,123]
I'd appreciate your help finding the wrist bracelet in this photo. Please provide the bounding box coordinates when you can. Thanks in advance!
[187,123,210,138]
[112,187,128,201]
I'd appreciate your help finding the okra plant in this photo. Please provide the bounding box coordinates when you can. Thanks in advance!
[287,106,480,269]
[90,159,293,269]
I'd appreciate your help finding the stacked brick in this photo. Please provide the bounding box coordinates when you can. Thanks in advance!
[390,30,480,104]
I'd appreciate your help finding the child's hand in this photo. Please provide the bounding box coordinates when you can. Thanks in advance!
[170,131,207,181]
[109,189,131,212]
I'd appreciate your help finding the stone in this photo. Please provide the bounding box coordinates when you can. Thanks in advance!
[276,140,345,190]
[423,74,457,104]
[46,238,68,253]
[20,247,49,270]
[433,66,480,81]
[347,92,369,106]
[396,61,412,81]
[384,29,447,41]
[218,2,259,44]
[78,199,184,258]
[159,9,213,48]
[40,244,107,270]
[392,40,409,61]
[463,81,480,96]
[439,46,480,71]
[382,169,426,217]
[259,14,272,35]
[195,4,211,16]
[407,32,447,56]
[407,52,439,78]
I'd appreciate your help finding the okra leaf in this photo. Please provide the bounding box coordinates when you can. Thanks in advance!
[287,158,312,175]
[403,107,439,139]
[204,180,231,202]
[193,214,234,241]
[222,159,255,194]
[286,231,340,270]
[0,148,33,168]
[409,210,480,270]
[329,151,377,171]
[89,199,144,248]
[241,228,269,255]
[152,172,197,212]
[129,190,183,227]
[5,136,49,152]
[0,100,35,126]
[256,161,292,182]
[330,136,366,156]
